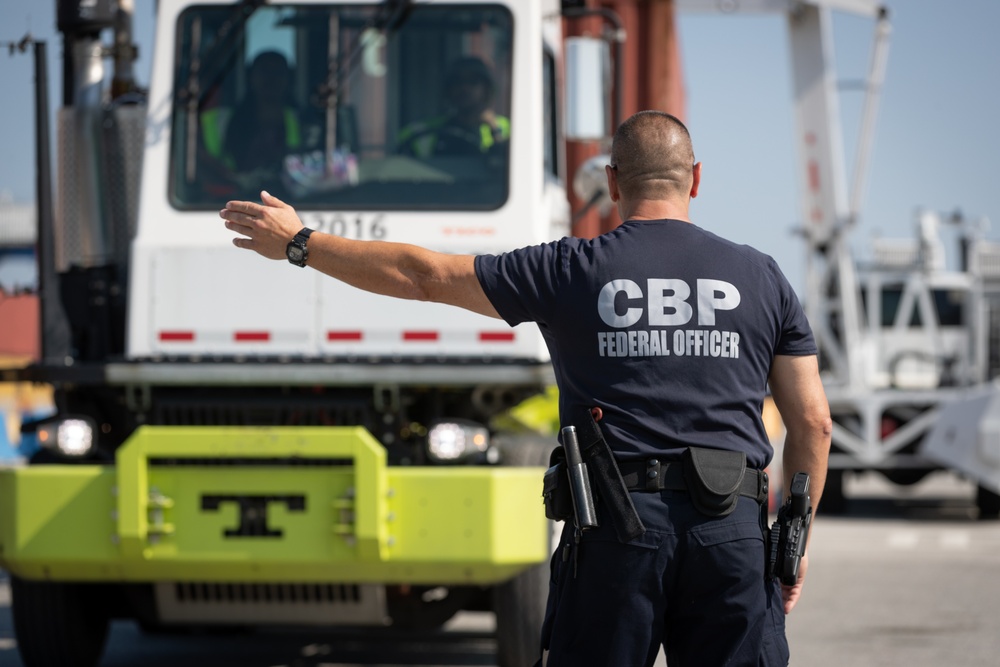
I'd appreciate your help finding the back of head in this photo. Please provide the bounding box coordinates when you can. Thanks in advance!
[610,111,695,201]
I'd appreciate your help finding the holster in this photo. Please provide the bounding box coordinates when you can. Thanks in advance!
[574,411,646,542]
[541,411,646,542]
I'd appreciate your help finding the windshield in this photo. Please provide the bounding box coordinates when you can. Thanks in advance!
[170,3,513,211]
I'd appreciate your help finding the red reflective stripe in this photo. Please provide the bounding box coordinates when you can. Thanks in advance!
[808,161,821,192]
[479,331,515,342]
[402,331,439,341]
[234,331,270,342]
[159,331,194,342]
[327,331,363,341]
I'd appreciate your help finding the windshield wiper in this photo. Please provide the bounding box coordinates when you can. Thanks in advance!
[313,0,413,110]
[313,1,414,161]
[178,0,267,181]
[179,0,268,110]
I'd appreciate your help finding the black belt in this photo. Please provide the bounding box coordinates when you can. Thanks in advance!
[618,458,767,502]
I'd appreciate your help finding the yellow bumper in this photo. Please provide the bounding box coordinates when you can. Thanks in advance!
[0,426,547,584]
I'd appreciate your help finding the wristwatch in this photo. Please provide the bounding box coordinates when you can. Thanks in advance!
[286,228,314,267]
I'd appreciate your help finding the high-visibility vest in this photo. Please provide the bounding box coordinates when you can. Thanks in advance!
[398,115,510,158]
[200,108,302,168]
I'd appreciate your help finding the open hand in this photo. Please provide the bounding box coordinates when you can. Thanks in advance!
[220,190,304,260]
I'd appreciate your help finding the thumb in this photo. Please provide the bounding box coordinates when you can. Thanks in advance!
[261,190,289,209]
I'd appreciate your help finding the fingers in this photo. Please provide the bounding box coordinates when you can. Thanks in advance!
[220,205,258,250]
[225,199,261,216]
[782,584,801,614]
[220,209,258,238]
[261,190,291,210]
[220,193,289,234]
[781,554,808,614]
[221,191,295,261]
[223,219,252,236]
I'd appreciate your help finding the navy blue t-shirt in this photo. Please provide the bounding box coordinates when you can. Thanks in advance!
[474,219,817,469]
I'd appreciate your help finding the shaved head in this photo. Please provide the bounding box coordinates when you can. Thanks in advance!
[610,111,696,201]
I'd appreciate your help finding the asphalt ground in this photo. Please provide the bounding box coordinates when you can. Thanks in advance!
[785,471,1000,667]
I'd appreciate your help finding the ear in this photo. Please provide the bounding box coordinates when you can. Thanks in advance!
[605,164,621,202]
[690,162,702,199]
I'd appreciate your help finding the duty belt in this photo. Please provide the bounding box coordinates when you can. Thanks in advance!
[618,458,768,504]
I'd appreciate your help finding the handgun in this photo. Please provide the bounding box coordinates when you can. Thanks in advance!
[768,472,812,585]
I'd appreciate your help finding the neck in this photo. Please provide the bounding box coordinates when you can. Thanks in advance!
[617,198,691,223]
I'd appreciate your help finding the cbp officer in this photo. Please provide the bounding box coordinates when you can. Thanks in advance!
[221,110,832,666]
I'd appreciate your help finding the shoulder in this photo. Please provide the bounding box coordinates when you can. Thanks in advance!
[476,238,572,285]
[487,237,570,267]
[680,223,790,281]
[683,223,769,261]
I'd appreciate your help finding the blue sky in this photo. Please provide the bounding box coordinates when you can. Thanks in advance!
[1,0,998,291]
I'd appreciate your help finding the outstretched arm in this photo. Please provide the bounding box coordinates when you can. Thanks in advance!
[768,353,832,614]
[220,191,501,319]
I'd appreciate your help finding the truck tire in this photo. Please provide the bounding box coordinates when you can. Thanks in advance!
[492,434,555,667]
[976,485,1000,520]
[11,577,110,667]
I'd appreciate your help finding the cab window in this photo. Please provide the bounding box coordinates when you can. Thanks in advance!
[170,4,513,211]
[875,286,965,327]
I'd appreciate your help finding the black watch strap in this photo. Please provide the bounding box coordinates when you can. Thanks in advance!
[286,227,314,267]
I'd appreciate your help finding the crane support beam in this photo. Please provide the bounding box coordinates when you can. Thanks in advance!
[674,0,882,18]
[787,3,850,247]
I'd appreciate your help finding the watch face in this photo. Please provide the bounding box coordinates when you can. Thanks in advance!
[288,246,305,262]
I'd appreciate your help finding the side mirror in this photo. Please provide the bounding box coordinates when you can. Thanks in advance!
[564,37,610,141]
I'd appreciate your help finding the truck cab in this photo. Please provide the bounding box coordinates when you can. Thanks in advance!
[129,0,564,362]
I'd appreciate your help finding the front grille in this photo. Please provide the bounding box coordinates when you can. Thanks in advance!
[155,581,388,625]
[173,582,363,604]
[150,391,377,430]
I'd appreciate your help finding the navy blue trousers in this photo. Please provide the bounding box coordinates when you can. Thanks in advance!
[538,490,789,667]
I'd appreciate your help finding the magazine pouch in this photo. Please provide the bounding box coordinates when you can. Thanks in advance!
[542,446,573,522]
[683,446,747,517]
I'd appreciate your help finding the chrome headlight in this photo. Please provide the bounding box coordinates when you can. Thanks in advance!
[426,420,489,463]
[36,417,97,457]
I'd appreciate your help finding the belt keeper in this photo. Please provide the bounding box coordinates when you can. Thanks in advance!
[645,458,661,492]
